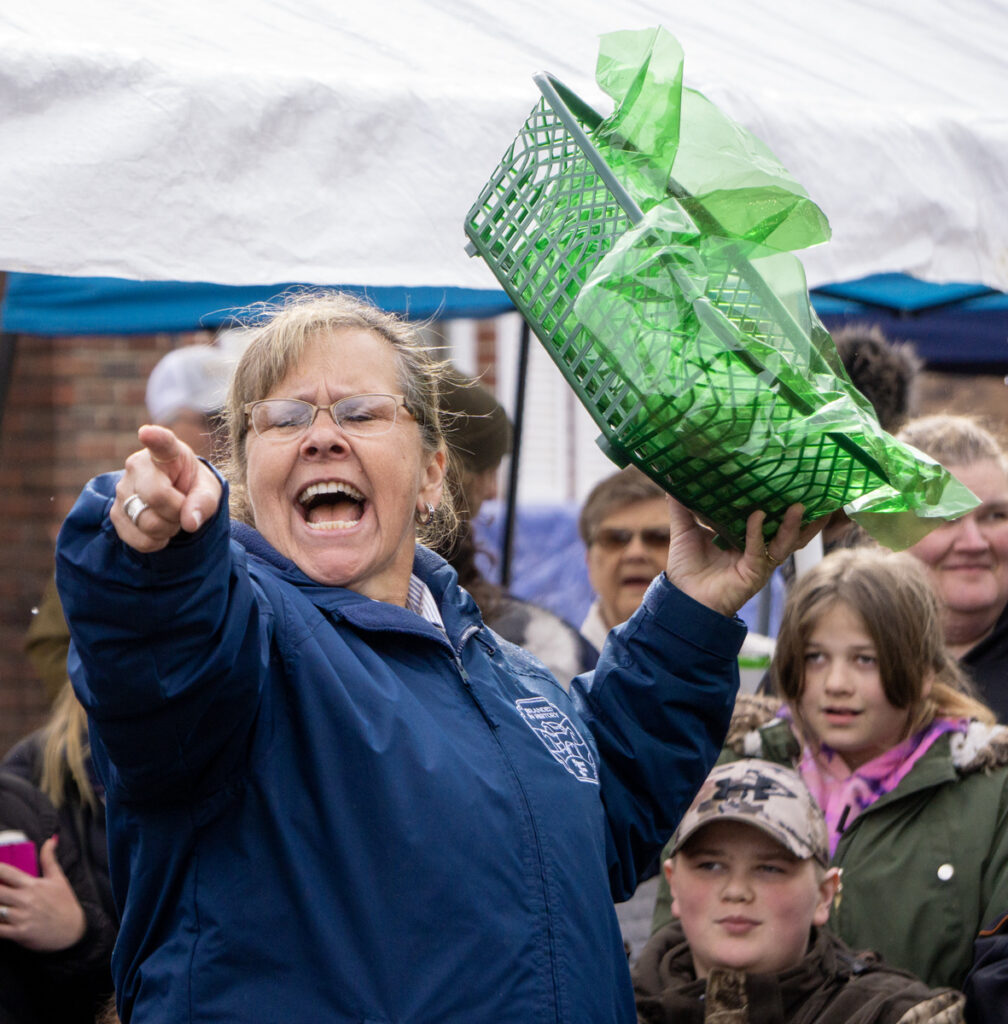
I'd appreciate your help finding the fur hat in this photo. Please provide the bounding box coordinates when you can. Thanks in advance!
[832,324,920,432]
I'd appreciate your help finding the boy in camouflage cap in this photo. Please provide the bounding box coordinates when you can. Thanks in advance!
[632,760,964,1023]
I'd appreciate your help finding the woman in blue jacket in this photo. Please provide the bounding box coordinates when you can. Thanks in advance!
[55,292,817,1024]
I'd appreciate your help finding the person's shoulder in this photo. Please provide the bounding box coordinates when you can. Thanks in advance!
[1,730,46,784]
[481,593,597,683]
[815,931,965,1024]
[0,768,59,842]
[838,973,964,1024]
[964,598,1008,663]
[0,768,48,809]
[632,919,697,1008]
[502,596,596,652]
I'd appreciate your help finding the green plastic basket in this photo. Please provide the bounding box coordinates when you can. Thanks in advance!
[464,74,893,549]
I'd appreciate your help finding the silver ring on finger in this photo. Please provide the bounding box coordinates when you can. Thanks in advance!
[124,493,150,526]
[0,905,9,922]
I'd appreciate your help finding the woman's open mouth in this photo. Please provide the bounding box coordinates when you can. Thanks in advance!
[298,481,366,530]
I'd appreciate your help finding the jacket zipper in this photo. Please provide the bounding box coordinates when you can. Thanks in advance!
[447,636,564,1022]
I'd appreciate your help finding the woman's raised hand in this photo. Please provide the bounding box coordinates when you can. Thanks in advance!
[665,498,824,618]
[110,425,223,553]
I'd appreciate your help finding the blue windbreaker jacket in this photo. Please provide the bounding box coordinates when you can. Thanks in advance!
[55,472,744,1023]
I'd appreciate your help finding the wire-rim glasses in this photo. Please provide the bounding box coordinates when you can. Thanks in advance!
[245,393,413,441]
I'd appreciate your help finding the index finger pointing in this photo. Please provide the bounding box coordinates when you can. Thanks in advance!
[138,424,187,466]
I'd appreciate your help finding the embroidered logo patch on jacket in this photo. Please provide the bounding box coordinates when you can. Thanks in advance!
[516,697,599,784]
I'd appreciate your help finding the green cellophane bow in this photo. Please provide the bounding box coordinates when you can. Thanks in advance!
[464,26,977,549]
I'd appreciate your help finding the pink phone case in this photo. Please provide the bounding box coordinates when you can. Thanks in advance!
[0,836,39,876]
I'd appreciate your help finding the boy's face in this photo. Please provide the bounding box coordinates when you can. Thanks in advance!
[666,820,838,979]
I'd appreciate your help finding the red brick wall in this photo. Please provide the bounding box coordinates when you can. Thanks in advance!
[0,330,212,755]
[917,371,1008,434]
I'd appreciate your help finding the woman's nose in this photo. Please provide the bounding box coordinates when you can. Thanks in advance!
[299,407,348,456]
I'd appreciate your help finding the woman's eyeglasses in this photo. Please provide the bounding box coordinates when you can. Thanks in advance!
[590,526,671,552]
[245,393,413,442]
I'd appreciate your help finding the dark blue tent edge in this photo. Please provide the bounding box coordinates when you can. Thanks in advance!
[2,271,1006,370]
[0,274,516,334]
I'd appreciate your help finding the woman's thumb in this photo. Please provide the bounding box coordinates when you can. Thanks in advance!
[38,835,64,877]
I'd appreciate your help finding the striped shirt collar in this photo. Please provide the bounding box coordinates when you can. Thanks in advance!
[406,573,445,630]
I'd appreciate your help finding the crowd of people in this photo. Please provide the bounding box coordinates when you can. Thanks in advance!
[1,296,1006,1023]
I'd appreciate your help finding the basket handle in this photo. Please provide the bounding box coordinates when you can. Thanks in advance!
[533,73,645,227]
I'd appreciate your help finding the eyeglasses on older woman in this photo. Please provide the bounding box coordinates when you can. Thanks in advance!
[244,393,413,441]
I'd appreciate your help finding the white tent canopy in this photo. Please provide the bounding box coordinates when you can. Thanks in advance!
[2,0,1007,291]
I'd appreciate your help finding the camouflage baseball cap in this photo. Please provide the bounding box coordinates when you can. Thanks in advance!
[670,760,829,866]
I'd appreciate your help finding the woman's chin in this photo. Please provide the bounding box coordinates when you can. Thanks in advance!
[291,540,414,602]
[295,550,364,589]
[260,513,364,581]
[263,508,417,600]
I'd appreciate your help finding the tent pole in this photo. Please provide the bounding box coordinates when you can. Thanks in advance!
[500,317,530,587]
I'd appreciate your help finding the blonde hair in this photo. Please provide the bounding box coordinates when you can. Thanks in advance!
[772,548,994,747]
[222,291,458,548]
[40,680,97,812]
[898,414,1008,475]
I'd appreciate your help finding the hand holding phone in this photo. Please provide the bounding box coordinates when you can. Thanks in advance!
[0,830,38,876]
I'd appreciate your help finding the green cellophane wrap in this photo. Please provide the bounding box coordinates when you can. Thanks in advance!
[464,26,976,550]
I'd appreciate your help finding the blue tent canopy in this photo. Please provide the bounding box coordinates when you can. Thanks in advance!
[811,274,1008,372]
[0,274,515,333]
[2,271,1006,371]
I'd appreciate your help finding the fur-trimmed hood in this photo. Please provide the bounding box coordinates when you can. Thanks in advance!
[725,693,782,751]
[726,693,1008,777]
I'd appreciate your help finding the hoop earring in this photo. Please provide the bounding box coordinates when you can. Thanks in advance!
[416,502,435,525]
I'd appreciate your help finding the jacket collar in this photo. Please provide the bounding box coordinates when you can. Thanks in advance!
[579,600,608,654]
[633,921,838,1021]
[229,521,485,647]
[730,693,1008,780]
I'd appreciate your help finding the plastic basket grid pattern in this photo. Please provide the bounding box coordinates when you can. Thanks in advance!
[467,96,634,388]
[466,89,882,547]
[603,254,881,542]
